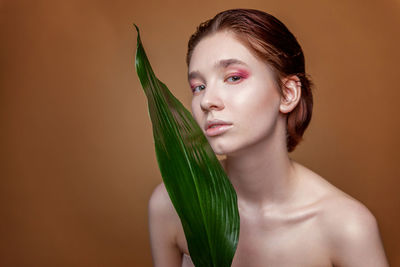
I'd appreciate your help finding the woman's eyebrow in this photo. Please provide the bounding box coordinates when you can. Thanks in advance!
[188,71,205,82]
[215,58,248,69]
[188,58,248,81]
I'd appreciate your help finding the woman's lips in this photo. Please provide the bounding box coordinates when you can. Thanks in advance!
[205,120,233,137]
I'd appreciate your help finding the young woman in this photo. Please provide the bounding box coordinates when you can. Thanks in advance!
[148,9,388,267]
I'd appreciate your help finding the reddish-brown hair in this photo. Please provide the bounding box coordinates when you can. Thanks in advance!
[186,9,313,152]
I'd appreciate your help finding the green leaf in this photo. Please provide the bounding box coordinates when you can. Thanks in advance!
[134,24,240,267]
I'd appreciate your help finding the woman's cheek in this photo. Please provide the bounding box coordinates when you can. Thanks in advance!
[191,100,202,124]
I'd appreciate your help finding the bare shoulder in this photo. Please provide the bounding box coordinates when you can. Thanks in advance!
[319,192,388,266]
[148,182,180,225]
[293,162,388,266]
[149,182,172,213]
[319,190,380,245]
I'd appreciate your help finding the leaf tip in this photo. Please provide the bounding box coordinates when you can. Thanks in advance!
[133,23,139,33]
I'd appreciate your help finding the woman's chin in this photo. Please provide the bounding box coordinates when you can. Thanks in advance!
[209,145,227,156]
[210,144,236,156]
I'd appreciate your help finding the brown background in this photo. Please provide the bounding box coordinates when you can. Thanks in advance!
[1,0,399,266]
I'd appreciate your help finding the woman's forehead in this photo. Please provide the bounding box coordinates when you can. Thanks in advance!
[188,31,261,72]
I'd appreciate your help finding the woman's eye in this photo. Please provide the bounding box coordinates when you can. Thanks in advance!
[226,75,242,83]
[192,84,205,93]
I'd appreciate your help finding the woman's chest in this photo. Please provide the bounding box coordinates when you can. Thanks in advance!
[178,209,332,267]
[231,217,331,267]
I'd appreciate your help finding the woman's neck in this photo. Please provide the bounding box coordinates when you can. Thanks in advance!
[223,122,298,210]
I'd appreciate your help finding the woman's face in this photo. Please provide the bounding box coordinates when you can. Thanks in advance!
[188,30,283,155]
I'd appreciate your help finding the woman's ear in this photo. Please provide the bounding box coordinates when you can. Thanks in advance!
[279,75,302,114]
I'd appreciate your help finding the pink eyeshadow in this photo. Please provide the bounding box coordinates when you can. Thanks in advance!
[234,69,250,79]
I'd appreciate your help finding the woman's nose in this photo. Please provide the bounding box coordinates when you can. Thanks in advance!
[200,85,224,112]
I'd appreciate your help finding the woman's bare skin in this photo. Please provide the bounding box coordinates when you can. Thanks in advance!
[149,160,388,267]
[148,25,388,267]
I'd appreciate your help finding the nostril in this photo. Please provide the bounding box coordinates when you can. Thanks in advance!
[201,100,223,111]
[200,95,224,111]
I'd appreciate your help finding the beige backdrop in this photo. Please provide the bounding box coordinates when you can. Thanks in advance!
[1,0,399,266]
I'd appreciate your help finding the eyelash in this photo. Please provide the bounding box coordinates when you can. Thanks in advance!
[191,74,244,94]
[192,84,205,93]
[225,75,242,83]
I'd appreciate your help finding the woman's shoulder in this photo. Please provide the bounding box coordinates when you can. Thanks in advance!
[149,182,180,222]
[316,185,387,265]
[298,164,375,223]
[294,162,387,265]
[294,161,377,230]
[316,186,379,245]
[148,182,183,242]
